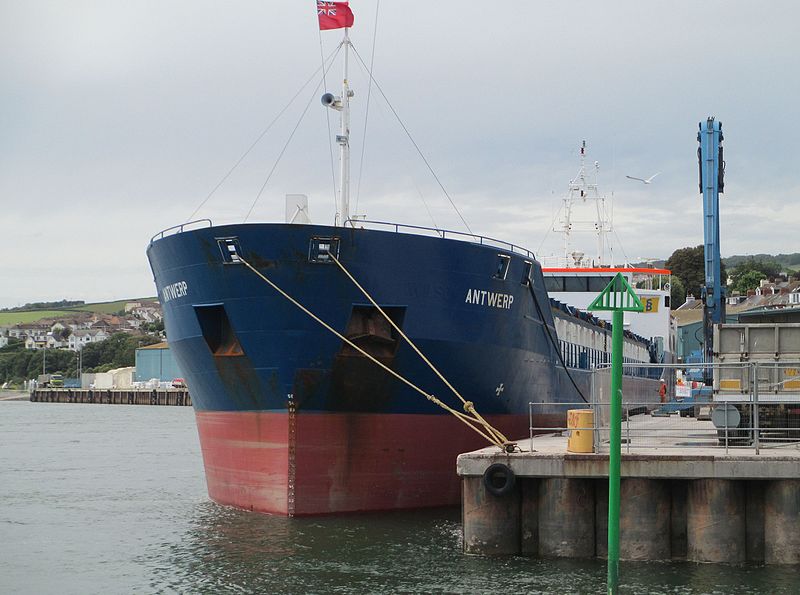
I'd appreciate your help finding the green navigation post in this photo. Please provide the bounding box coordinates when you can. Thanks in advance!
[587,272,643,595]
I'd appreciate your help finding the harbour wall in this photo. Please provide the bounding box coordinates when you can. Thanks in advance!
[459,454,800,564]
[30,388,191,406]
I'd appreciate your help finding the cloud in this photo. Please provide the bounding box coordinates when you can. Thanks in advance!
[2,1,799,307]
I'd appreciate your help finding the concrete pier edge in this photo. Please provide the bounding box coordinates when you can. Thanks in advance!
[458,445,800,564]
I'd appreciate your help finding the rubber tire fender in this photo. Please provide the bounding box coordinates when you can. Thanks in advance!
[483,463,516,497]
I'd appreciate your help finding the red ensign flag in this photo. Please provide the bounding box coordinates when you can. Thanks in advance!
[318,1,354,30]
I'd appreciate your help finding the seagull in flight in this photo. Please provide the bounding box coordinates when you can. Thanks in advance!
[626,172,661,184]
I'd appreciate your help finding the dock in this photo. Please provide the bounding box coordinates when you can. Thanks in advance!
[29,388,191,406]
[458,414,800,564]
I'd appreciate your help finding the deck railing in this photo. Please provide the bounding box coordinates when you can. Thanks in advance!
[150,219,213,243]
[346,219,537,259]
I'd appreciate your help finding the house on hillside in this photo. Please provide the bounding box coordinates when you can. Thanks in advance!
[791,287,800,306]
[68,329,110,351]
[46,333,68,349]
[88,314,130,333]
[14,324,52,349]
[130,306,162,323]
[10,324,49,341]
[24,336,47,350]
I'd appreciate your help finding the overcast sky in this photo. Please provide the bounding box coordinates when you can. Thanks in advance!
[2,1,799,308]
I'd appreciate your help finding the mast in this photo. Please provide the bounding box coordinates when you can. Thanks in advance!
[555,141,612,267]
[321,29,354,227]
[338,29,352,226]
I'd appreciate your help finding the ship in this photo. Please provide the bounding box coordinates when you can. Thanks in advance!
[539,141,675,370]
[146,19,667,516]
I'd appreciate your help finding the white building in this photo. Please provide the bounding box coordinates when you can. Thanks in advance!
[12,324,49,341]
[24,336,47,350]
[46,333,68,349]
[124,302,142,313]
[68,329,110,351]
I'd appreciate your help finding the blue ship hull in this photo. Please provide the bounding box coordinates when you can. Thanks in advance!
[147,222,579,514]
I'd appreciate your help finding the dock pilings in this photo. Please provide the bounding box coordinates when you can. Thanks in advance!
[29,388,191,406]
[460,457,800,564]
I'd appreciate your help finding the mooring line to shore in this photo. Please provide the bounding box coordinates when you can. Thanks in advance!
[237,254,509,450]
[326,251,512,448]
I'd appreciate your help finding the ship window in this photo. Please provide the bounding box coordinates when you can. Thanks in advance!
[564,277,588,292]
[494,254,511,280]
[522,261,533,286]
[587,276,613,292]
[665,295,671,308]
[217,237,242,264]
[194,304,244,357]
[309,236,340,263]
[545,277,564,292]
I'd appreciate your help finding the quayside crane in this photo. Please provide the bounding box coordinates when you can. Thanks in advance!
[697,116,726,383]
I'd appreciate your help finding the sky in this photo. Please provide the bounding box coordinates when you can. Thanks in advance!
[2,1,799,308]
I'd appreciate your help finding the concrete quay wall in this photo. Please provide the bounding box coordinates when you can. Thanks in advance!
[460,453,800,564]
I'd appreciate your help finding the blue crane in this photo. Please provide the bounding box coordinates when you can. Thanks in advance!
[697,116,726,382]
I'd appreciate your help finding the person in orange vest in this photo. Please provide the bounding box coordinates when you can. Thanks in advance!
[659,379,667,403]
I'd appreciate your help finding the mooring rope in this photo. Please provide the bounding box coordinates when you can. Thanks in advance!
[237,255,509,450]
[326,252,512,448]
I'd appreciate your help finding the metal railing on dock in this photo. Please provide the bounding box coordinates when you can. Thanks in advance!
[30,388,191,406]
[529,360,800,455]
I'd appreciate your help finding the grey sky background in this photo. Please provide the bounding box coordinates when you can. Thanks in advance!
[2,1,798,308]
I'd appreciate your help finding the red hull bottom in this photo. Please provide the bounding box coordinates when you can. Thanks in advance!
[195,410,531,515]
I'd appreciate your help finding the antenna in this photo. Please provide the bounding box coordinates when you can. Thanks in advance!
[554,141,613,267]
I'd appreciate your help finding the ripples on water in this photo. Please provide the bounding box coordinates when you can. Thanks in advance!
[1,402,798,594]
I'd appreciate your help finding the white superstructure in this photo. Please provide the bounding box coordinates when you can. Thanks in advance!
[541,142,674,361]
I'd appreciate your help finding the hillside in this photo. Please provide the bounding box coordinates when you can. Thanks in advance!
[0,310,77,326]
[640,253,800,275]
[723,253,800,272]
[0,297,158,326]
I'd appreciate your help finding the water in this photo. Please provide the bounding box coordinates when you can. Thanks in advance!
[1,402,798,594]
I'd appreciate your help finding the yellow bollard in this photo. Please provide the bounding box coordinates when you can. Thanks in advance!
[567,409,594,453]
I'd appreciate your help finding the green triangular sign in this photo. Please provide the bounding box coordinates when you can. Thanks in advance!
[587,272,644,312]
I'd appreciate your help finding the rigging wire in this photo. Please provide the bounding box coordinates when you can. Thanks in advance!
[353,0,381,218]
[350,45,474,237]
[348,56,441,233]
[536,201,564,257]
[612,228,632,266]
[187,45,340,222]
[414,180,442,235]
[243,65,336,222]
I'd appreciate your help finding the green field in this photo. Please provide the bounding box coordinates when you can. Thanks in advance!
[0,297,158,325]
[0,311,75,325]
[72,300,131,314]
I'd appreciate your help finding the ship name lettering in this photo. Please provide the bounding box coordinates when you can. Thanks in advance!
[162,281,189,303]
[464,288,513,310]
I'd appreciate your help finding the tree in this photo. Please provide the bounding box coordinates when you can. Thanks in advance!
[733,270,767,294]
[665,245,727,300]
[670,277,686,309]
[79,332,160,372]
[730,257,782,293]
